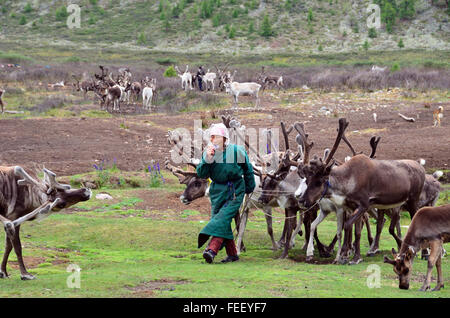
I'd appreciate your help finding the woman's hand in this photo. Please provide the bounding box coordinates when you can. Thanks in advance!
[206,145,215,161]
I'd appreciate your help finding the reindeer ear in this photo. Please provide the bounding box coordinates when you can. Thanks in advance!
[391,248,398,258]
[406,246,415,260]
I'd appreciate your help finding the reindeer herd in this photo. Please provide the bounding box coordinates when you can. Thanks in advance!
[166,115,449,291]
[68,64,285,113]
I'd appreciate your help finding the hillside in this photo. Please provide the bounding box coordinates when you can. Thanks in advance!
[0,0,449,54]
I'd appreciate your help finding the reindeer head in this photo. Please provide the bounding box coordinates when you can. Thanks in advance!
[298,118,348,208]
[384,247,415,290]
[15,167,92,212]
[180,176,209,204]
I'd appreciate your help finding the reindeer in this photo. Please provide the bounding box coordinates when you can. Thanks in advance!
[298,118,426,264]
[0,88,5,113]
[0,166,91,280]
[224,81,261,109]
[175,65,193,91]
[201,69,217,91]
[368,173,442,257]
[384,204,450,291]
[433,106,444,127]
[72,75,96,99]
[142,78,156,110]
[257,66,285,93]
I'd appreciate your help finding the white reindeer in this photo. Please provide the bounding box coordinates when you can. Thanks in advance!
[224,81,261,109]
[142,79,156,110]
[175,65,193,91]
[202,69,217,91]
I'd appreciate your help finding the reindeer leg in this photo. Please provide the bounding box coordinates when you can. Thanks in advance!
[349,218,363,265]
[364,214,373,246]
[290,211,303,250]
[421,240,442,291]
[389,209,403,249]
[306,209,328,262]
[0,235,13,278]
[333,208,345,264]
[263,206,279,251]
[10,225,35,280]
[367,210,385,256]
[280,208,296,259]
[433,244,444,291]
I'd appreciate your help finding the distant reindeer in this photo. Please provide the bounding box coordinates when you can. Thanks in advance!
[257,66,285,92]
[433,106,443,127]
[175,65,193,91]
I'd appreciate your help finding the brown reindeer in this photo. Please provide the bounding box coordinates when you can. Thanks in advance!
[384,204,450,291]
[298,118,426,264]
[257,67,285,93]
[0,166,91,280]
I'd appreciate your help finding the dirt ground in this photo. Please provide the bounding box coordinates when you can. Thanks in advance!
[0,90,448,178]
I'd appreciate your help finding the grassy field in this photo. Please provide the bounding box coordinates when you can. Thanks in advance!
[0,171,448,298]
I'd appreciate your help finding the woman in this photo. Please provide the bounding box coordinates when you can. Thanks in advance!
[197,123,255,263]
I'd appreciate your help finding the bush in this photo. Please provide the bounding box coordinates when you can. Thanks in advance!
[19,15,27,25]
[55,6,69,21]
[368,27,377,38]
[398,38,404,48]
[23,3,33,13]
[391,63,400,72]
[260,14,273,38]
[164,66,177,77]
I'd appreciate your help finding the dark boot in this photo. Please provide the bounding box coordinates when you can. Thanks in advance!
[203,249,216,264]
[221,255,239,263]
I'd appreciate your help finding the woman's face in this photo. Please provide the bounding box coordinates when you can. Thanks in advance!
[211,135,225,150]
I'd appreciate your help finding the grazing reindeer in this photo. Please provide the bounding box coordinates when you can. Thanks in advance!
[257,67,285,92]
[0,88,5,113]
[0,166,91,280]
[298,118,426,264]
[384,204,450,291]
[175,65,193,91]
[224,81,261,109]
[433,106,444,127]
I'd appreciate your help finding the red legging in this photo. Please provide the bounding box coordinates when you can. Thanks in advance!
[207,237,237,256]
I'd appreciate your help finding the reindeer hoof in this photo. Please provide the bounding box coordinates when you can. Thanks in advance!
[21,273,36,281]
[305,256,314,263]
[366,249,379,257]
[348,258,363,265]
[0,271,9,278]
[319,251,332,258]
[432,284,444,292]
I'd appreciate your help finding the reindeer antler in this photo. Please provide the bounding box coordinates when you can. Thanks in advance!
[294,122,314,164]
[324,118,349,166]
[369,136,381,159]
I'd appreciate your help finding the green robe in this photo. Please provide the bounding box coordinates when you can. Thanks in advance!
[196,144,255,248]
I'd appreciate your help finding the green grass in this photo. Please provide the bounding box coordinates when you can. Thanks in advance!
[0,179,448,298]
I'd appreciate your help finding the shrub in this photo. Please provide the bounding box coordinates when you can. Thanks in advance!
[398,38,404,48]
[368,27,377,38]
[55,6,68,21]
[391,63,400,72]
[260,14,273,38]
[164,66,177,77]
[23,3,33,13]
[19,15,27,25]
